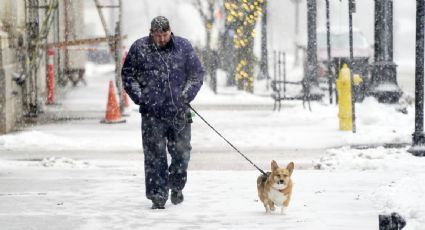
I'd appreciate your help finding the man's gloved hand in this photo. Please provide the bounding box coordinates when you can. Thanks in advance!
[180,94,189,104]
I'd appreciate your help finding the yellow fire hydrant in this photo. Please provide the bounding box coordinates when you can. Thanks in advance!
[336,64,353,131]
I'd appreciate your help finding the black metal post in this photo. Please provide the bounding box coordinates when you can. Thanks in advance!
[283,52,287,98]
[277,50,283,111]
[369,0,402,103]
[325,0,332,104]
[349,0,356,133]
[259,0,269,81]
[305,0,323,100]
[408,0,425,156]
[273,50,277,83]
[278,51,282,94]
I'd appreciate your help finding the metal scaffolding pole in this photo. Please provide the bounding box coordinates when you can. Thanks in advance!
[94,0,124,112]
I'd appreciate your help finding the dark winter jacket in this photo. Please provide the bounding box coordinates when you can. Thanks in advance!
[121,34,204,119]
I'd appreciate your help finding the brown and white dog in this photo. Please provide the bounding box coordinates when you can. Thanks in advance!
[257,160,294,214]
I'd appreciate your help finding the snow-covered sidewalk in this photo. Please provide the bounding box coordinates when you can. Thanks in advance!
[0,63,424,229]
[1,148,425,230]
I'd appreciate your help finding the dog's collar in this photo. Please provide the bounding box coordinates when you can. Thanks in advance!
[272,187,287,193]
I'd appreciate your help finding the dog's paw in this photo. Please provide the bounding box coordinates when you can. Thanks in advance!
[265,205,273,213]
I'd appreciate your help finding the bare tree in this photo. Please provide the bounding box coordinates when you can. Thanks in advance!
[192,0,221,93]
[193,0,216,49]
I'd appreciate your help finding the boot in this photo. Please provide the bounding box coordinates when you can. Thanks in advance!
[151,196,166,209]
[171,190,184,205]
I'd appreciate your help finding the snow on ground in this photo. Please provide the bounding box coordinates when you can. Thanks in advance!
[1,149,425,230]
[0,64,413,153]
[0,63,424,229]
[316,146,425,229]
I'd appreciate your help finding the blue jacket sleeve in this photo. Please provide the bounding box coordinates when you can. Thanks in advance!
[182,41,204,103]
[121,43,142,105]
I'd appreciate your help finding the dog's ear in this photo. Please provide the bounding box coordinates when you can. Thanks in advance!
[271,160,279,172]
[287,162,294,176]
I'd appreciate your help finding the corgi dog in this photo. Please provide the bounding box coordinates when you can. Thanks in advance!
[257,160,294,214]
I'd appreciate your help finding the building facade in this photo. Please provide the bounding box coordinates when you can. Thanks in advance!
[0,0,85,134]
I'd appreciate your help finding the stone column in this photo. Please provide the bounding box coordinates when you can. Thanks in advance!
[0,30,23,133]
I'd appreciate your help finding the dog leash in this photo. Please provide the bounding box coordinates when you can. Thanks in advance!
[187,104,268,176]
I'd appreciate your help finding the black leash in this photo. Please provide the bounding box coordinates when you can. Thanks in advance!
[187,104,268,176]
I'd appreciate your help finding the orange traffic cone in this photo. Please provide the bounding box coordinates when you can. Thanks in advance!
[101,80,126,124]
[123,90,129,108]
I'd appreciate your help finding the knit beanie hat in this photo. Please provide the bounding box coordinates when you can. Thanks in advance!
[150,16,170,32]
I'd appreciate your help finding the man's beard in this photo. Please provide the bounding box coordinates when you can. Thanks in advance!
[157,42,167,48]
[156,40,171,49]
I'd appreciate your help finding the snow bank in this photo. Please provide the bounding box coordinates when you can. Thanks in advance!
[314,146,412,171]
[314,145,425,230]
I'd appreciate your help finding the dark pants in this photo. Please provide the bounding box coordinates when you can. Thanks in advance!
[141,113,191,201]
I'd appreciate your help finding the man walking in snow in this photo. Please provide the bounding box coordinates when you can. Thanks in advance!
[121,16,204,209]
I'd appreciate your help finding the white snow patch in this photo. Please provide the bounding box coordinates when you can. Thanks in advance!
[39,157,92,169]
